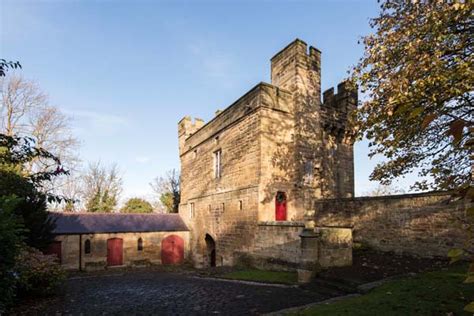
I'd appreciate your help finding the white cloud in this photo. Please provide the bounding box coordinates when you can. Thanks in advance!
[135,156,151,164]
[66,109,129,135]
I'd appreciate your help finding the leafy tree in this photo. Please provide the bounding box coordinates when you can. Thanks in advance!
[82,161,122,212]
[352,1,473,312]
[351,1,473,192]
[0,134,67,249]
[150,169,180,213]
[0,59,21,77]
[121,197,153,213]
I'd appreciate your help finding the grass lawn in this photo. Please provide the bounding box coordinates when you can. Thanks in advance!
[220,269,297,284]
[294,263,473,316]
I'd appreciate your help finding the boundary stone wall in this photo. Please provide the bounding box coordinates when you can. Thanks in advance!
[315,191,470,257]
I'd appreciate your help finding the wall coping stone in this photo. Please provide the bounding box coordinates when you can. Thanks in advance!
[258,221,305,227]
[314,190,452,205]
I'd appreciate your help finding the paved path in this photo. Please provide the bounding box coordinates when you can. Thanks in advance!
[38,270,331,315]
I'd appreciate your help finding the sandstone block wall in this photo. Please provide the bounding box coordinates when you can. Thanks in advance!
[315,191,470,257]
[178,39,357,268]
[248,221,305,270]
[179,84,268,266]
[55,231,190,270]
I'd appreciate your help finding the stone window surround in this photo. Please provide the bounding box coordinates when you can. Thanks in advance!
[213,149,222,179]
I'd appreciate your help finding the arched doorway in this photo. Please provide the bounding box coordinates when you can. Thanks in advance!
[161,235,184,265]
[107,238,123,266]
[275,191,287,221]
[205,234,216,267]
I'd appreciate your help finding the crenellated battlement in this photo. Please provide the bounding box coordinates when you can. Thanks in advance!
[271,39,321,100]
[178,116,205,154]
[320,80,357,140]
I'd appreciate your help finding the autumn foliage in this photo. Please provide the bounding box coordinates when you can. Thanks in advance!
[351,0,473,192]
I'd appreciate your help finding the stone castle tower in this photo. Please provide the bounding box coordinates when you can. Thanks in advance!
[178,39,357,268]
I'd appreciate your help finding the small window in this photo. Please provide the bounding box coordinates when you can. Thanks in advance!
[221,203,225,212]
[214,149,222,179]
[190,202,195,218]
[304,160,314,183]
[84,239,91,254]
[239,200,243,210]
[137,238,143,251]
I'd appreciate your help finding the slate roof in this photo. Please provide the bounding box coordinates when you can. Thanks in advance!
[49,212,189,234]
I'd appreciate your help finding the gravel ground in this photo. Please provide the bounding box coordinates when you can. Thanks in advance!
[15,270,334,315]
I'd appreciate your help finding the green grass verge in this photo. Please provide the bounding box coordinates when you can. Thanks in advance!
[220,269,297,284]
[294,264,472,316]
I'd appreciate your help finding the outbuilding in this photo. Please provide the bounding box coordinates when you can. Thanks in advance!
[46,212,190,270]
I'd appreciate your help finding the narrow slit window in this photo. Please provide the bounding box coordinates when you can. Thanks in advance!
[239,200,243,210]
[84,239,91,254]
[137,238,143,251]
[214,149,222,179]
[190,202,195,218]
[304,160,314,183]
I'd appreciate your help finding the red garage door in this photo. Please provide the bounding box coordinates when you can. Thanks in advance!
[161,235,184,265]
[107,238,123,266]
[45,241,62,263]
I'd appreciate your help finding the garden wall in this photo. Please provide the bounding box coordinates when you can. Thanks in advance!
[315,191,470,257]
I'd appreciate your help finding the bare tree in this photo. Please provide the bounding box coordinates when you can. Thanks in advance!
[0,75,79,173]
[82,161,123,213]
[1,75,47,136]
[49,175,83,212]
[150,169,180,213]
[363,183,406,197]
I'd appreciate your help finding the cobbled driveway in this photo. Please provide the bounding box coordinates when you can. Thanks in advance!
[38,270,330,315]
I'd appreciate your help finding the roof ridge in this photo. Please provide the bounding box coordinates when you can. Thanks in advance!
[49,212,180,216]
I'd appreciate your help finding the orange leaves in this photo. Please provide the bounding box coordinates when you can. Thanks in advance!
[421,113,437,130]
[448,120,466,143]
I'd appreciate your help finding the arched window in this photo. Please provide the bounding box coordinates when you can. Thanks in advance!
[84,239,91,254]
[137,238,143,251]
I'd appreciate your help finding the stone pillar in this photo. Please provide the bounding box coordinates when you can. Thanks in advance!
[297,209,320,283]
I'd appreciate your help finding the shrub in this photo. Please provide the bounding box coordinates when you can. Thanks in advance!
[14,246,66,297]
[121,197,153,213]
[0,196,24,313]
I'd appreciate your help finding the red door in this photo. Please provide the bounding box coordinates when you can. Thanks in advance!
[107,238,123,266]
[45,241,62,263]
[161,235,184,265]
[275,192,287,221]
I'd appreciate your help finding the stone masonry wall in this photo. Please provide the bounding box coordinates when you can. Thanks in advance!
[55,231,190,270]
[179,84,270,267]
[315,191,470,257]
[248,221,304,270]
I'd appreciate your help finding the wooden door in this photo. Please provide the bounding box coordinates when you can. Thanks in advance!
[45,241,62,264]
[275,191,287,221]
[161,235,184,265]
[107,238,123,266]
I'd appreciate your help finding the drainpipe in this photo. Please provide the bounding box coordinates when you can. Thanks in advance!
[79,234,82,271]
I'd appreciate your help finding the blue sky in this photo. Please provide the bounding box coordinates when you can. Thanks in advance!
[1,0,414,200]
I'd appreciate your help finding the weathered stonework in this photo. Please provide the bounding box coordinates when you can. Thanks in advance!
[315,191,471,257]
[55,231,190,270]
[178,39,356,268]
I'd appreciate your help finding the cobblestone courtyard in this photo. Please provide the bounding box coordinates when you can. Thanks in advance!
[33,270,329,315]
